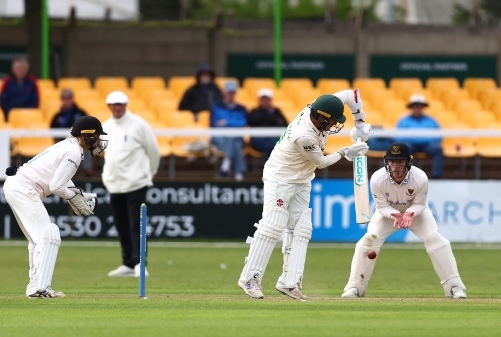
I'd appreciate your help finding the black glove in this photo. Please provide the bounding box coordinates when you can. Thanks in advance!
[5,165,18,176]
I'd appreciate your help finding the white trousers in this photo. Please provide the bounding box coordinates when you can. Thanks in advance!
[3,176,54,295]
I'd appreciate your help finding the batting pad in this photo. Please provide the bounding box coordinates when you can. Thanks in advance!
[36,223,61,292]
[276,228,294,286]
[424,232,466,296]
[239,207,289,284]
[343,232,380,297]
[283,209,312,289]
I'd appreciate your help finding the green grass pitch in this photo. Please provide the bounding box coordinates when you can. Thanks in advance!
[1,241,501,337]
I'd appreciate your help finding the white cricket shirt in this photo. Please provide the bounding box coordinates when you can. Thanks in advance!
[14,137,83,200]
[370,166,428,218]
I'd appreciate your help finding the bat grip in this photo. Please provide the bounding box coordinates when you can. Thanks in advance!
[356,137,363,155]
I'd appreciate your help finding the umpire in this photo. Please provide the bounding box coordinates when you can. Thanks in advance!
[102,91,161,277]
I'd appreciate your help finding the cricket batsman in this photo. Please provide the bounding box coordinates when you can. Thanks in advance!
[3,116,108,298]
[341,142,467,299]
[238,89,371,300]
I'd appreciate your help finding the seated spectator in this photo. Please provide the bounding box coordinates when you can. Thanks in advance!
[179,64,223,122]
[0,55,39,121]
[395,94,443,179]
[248,88,288,163]
[50,89,93,176]
[210,81,248,181]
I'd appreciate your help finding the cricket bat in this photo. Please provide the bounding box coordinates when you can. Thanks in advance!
[353,137,370,224]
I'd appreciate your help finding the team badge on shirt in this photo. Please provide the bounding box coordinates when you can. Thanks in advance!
[277,199,284,207]
[406,189,415,196]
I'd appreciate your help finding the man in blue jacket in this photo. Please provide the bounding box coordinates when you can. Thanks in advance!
[210,81,248,181]
[395,94,443,179]
[0,56,40,121]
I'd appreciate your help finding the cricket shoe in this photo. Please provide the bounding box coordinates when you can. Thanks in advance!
[134,264,149,277]
[276,286,308,301]
[451,286,467,299]
[28,287,65,299]
[108,265,135,277]
[238,280,264,299]
[341,287,360,298]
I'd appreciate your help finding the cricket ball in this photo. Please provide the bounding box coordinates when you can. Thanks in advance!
[367,250,377,259]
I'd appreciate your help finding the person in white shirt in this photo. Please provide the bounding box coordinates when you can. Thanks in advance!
[103,91,161,277]
[238,89,371,300]
[341,142,467,299]
[3,116,108,298]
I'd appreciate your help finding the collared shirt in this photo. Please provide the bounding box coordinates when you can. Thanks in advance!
[370,166,428,218]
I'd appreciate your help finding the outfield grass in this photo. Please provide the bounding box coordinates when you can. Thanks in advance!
[1,241,500,337]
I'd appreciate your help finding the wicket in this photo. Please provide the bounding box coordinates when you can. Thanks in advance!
[139,203,147,299]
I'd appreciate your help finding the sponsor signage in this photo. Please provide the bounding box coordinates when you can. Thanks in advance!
[1,180,501,242]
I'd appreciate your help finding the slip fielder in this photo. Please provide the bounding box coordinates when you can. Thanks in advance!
[341,142,467,299]
[238,89,371,300]
[2,116,107,299]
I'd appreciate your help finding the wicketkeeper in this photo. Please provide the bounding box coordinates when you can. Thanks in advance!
[238,89,371,300]
[341,142,467,299]
[3,116,107,299]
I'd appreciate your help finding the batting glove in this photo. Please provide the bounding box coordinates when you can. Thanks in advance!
[339,142,369,161]
[350,122,371,142]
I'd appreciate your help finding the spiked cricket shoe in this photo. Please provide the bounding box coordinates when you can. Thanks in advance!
[451,286,467,299]
[238,280,264,299]
[108,265,135,277]
[341,287,360,298]
[28,287,65,299]
[276,286,308,301]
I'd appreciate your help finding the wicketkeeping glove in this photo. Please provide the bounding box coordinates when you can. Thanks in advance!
[67,187,96,216]
[339,142,369,161]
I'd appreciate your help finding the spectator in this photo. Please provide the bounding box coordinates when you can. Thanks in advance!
[178,64,223,121]
[102,91,161,278]
[248,88,288,163]
[50,89,93,176]
[395,94,444,179]
[210,81,247,181]
[0,55,40,121]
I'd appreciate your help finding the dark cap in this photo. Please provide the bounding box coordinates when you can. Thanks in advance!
[70,116,107,136]
[384,142,411,160]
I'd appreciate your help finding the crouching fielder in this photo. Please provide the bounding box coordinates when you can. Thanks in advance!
[238,89,370,300]
[341,142,467,299]
[2,116,107,299]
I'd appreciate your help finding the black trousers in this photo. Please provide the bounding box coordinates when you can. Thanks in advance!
[109,186,148,268]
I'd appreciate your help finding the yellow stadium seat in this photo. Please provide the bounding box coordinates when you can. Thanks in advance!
[425,78,460,98]
[389,78,423,100]
[196,110,211,128]
[89,110,110,123]
[432,110,459,128]
[168,76,196,98]
[8,108,44,127]
[468,110,497,128]
[442,137,477,158]
[135,109,159,125]
[477,88,501,110]
[441,89,471,109]
[292,88,322,108]
[323,135,353,154]
[476,123,501,158]
[242,78,277,97]
[40,89,60,103]
[273,98,297,113]
[152,98,179,118]
[127,98,148,112]
[280,78,314,95]
[366,110,385,125]
[170,122,211,158]
[11,120,54,158]
[365,88,397,110]
[378,99,407,125]
[131,76,166,96]
[73,88,101,107]
[58,77,92,90]
[158,110,196,128]
[463,78,497,98]
[143,89,176,109]
[352,78,386,95]
[80,100,109,116]
[282,109,300,123]
[316,78,351,94]
[37,79,56,91]
[452,99,483,119]
[41,99,62,122]
[94,77,129,96]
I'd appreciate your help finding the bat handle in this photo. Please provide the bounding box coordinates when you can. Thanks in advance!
[356,137,362,155]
